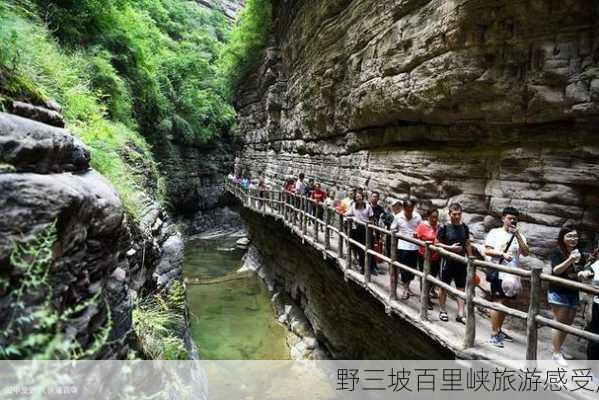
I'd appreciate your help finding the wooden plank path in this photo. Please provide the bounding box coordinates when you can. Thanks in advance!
[224,181,599,366]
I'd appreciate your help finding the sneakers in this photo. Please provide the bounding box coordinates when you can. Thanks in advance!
[455,315,466,325]
[552,352,569,367]
[498,330,513,342]
[489,334,504,348]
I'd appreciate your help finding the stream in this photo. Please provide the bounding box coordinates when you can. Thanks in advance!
[184,236,290,360]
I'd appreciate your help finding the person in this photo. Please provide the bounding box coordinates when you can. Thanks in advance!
[384,200,402,228]
[311,182,326,222]
[379,199,402,260]
[241,177,250,189]
[578,248,599,360]
[306,178,315,197]
[369,192,385,225]
[283,178,295,193]
[340,189,354,211]
[324,189,336,209]
[484,207,530,348]
[345,192,373,274]
[436,202,472,324]
[547,226,586,367]
[415,209,441,310]
[295,173,307,196]
[258,178,267,198]
[391,197,422,300]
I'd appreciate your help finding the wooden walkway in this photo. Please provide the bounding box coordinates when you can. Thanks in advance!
[224,181,599,366]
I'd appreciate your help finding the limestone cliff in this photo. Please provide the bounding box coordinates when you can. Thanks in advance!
[0,112,186,358]
[233,0,599,264]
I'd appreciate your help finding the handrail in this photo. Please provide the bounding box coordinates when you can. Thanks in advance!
[224,179,599,359]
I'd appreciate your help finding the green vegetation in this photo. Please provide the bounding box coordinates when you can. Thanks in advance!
[218,0,272,99]
[132,281,188,360]
[0,0,273,213]
[0,223,111,360]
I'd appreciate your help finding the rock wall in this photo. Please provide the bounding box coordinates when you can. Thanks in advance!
[154,138,234,215]
[197,0,244,21]
[233,0,599,265]
[242,208,453,359]
[0,112,185,358]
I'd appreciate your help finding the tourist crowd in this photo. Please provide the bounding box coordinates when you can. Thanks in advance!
[228,172,599,366]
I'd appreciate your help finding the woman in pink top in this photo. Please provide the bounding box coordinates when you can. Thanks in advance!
[415,209,441,309]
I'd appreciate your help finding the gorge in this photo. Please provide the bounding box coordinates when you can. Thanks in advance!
[1,0,598,364]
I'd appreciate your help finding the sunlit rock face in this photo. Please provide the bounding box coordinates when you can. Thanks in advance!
[197,0,243,21]
[232,0,599,265]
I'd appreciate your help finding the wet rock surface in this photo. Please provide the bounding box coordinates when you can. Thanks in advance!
[233,0,599,265]
[0,111,186,358]
[239,244,329,360]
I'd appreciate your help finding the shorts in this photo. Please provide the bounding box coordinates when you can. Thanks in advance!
[547,290,579,310]
[490,278,517,300]
[440,259,467,289]
[398,250,418,284]
[417,255,440,278]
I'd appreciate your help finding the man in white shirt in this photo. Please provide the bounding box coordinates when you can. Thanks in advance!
[484,206,529,348]
[391,197,422,300]
[294,173,306,195]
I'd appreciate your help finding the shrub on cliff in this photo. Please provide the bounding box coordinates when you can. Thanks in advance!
[0,3,167,218]
[0,223,111,359]
[218,0,272,100]
[132,281,188,360]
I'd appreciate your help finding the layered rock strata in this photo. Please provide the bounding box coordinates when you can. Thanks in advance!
[0,112,185,358]
[233,0,599,265]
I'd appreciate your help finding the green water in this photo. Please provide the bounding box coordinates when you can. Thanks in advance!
[184,237,290,360]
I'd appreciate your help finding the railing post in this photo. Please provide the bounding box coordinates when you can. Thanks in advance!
[463,256,476,349]
[345,219,352,269]
[337,213,344,259]
[390,235,398,300]
[324,207,331,250]
[301,196,307,237]
[277,191,281,214]
[313,202,319,242]
[365,223,372,282]
[526,265,543,362]
[419,243,432,321]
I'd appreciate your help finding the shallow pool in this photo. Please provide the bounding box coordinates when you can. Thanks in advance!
[184,237,290,360]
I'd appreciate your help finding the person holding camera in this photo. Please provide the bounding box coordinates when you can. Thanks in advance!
[548,226,586,367]
[484,207,529,348]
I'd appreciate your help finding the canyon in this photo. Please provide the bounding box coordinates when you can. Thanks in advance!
[232,0,599,268]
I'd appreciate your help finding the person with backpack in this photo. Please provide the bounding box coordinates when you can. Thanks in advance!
[483,207,529,348]
[436,203,472,323]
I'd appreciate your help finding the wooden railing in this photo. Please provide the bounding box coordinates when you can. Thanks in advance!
[225,180,599,360]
